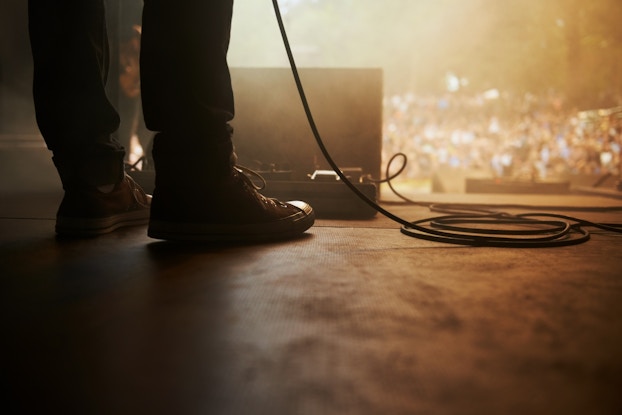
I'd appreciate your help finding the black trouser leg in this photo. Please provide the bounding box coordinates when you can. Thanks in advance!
[140,0,235,136]
[28,0,125,188]
[142,0,236,183]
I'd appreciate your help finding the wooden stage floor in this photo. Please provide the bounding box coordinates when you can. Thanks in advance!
[2,190,622,414]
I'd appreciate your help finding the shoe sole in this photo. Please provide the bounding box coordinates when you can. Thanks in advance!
[147,208,315,243]
[56,210,150,237]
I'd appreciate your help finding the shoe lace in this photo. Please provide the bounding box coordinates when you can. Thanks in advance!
[234,165,267,191]
[234,165,290,209]
[124,173,152,207]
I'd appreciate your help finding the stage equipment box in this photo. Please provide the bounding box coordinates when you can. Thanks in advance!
[230,67,383,182]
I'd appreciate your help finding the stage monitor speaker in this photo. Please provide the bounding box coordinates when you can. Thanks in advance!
[229,67,383,181]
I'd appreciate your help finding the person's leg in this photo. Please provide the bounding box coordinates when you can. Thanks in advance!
[141,0,314,242]
[141,0,235,178]
[140,0,234,138]
[29,0,124,186]
[28,0,150,236]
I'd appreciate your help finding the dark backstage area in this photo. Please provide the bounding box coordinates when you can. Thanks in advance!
[1,0,622,414]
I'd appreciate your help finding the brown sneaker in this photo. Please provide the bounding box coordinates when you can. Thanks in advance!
[56,174,151,236]
[147,167,314,242]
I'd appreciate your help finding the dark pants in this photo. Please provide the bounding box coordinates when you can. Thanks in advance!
[28,0,235,187]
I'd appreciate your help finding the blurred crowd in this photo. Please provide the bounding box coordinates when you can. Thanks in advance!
[383,91,622,181]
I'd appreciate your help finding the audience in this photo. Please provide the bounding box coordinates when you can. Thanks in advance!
[383,90,622,182]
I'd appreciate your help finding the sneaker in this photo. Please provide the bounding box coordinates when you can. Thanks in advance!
[147,166,314,242]
[56,174,151,236]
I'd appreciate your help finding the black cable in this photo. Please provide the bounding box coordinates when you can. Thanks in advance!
[271,0,622,247]
[271,1,409,226]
